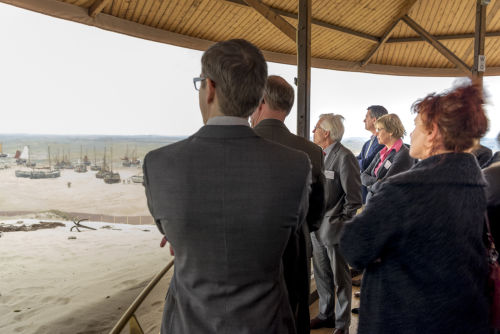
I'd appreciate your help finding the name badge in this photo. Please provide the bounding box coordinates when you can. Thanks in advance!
[325,170,335,179]
[384,160,392,169]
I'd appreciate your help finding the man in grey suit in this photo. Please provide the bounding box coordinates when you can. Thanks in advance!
[143,39,312,334]
[251,75,326,334]
[310,114,362,334]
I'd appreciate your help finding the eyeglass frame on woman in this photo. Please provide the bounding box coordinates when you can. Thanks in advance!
[193,76,206,91]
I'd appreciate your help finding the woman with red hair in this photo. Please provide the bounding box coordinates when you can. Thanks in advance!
[340,82,490,333]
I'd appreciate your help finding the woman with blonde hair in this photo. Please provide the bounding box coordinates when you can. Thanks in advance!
[340,83,489,333]
[361,113,414,203]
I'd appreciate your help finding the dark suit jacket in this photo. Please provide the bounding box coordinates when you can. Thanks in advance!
[357,136,384,203]
[143,125,311,334]
[254,118,325,334]
[473,144,493,168]
[361,143,414,202]
[316,141,362,246]
[254,119,325,232]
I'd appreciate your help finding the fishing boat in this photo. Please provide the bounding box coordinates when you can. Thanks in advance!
[104,147,120,184]
[129,146,141,167]
[96,147,110,178]
[130,174,143,183]
[74,145,88,173]
[15,170,31,178]
[122,145,131,167]
[29,146,61,179]
[0,143,7,158]
[90,146,101,171]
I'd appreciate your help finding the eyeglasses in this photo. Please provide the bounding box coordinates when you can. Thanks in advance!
[193,76,206,91]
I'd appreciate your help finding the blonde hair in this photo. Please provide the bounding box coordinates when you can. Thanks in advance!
[376,114,406,139]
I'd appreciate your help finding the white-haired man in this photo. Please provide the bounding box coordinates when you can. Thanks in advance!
[310,114,362,334]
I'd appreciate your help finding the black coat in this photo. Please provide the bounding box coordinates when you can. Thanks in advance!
[484,161,500,246]
[340,153,489,334]
[360,143,414,203]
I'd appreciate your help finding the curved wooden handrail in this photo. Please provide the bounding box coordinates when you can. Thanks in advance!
[109,259,174,334]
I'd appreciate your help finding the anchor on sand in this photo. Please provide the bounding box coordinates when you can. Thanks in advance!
[70,218,96,232]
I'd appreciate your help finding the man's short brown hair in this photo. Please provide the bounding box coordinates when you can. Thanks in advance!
[201,39,268,118]
[264,75,294,115]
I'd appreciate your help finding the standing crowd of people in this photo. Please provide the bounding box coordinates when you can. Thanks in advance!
[143,38,498,334]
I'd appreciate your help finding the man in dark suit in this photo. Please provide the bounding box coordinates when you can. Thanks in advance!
[357,105,388,204]
[251,75,325,334]
[143,39,312,334]
[310,114,362,334]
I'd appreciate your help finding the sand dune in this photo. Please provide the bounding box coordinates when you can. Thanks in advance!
[0,218,172,334]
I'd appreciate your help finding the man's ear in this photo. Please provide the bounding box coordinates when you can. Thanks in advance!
[205,78,216,104]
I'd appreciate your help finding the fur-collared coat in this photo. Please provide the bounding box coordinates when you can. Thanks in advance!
[340,153,489,334]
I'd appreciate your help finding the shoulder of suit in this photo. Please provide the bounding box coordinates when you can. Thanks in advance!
[144,137,192,161]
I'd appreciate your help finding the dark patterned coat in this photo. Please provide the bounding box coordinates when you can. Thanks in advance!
[340,153,489,334]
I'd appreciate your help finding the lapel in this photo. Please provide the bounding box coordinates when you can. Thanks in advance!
[325,142,341,171]
[377,149,397,177]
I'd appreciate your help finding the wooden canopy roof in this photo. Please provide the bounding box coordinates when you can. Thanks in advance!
[3,0,500,77]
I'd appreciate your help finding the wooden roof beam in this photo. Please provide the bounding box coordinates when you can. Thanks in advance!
[89,0,110,18]
[360,0,419,67]
[472,0,487,82]
[387,31,500,43]
[223,0,379,43]
[242,0,296,42]
[402,15,471,75]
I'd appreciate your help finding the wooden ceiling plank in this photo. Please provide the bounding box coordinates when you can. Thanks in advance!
[157,0,180,29]
[150,0,171,28]
[360,0,419,67]
[402,15,471,74]
[131,0,147,22]
[88,0,110,18]
[387,31,500,43]
[124,0,139,21]
[143,0,164,26]
[182,1,214,36]
[223,0,379,42]
[241,0,296,41]
[138,0,155,25]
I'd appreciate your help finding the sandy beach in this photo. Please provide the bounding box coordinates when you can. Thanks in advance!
[0,165,173,333]
[0,167,149,217]
[0,217,173,334]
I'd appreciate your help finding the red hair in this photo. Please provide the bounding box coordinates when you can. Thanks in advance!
[411,82,489,152]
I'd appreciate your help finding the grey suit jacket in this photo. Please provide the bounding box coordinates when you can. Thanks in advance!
[143,125,311,334]
[254,119,326,232]
[361,144,414,202]
[316,141,362,246]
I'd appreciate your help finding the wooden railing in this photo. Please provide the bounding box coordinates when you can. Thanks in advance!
[109,259,174,334]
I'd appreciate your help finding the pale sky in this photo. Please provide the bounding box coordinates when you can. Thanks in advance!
[0,2,499,140]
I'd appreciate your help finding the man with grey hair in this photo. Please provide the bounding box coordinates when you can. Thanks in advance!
[252,75,325,334]
[143,39,312,334]
[310,113,362,334]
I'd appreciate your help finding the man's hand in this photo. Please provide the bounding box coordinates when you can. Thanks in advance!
[160,236,175,256]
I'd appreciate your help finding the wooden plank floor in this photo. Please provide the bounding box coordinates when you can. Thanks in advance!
[309,274,361,334]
